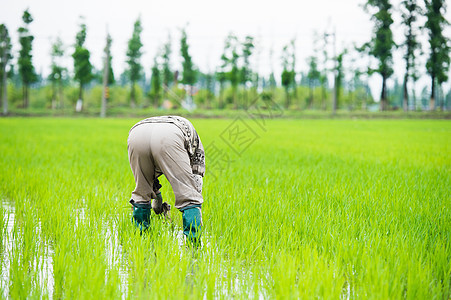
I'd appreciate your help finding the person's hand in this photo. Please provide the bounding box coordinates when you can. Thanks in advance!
[153,178,162,192]
[152,191,164,214]
[162,202,171,214]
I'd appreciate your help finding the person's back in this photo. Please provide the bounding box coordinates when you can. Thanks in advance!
[127,115,205,245]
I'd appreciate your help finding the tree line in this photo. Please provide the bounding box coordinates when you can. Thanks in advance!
[0,0,450,116]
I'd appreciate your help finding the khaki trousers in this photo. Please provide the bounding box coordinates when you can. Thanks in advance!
[127,122,203,210]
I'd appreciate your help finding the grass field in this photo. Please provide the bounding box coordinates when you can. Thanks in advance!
[0,117,449,299]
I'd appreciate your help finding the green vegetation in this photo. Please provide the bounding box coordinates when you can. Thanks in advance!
[2,82,377,114]
[1,2,449,115]
[400,0,422,112]
[361,0,396,110]
[17,9,37,108]
[180,28,196,88]
[0,117,449,298]
[72,19,93,108]
[0,24,12,115]
[49,37,66,110]
[424,0,451,110]
[126,17,143,109]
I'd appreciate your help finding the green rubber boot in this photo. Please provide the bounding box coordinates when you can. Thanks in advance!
[181,205,202,246]
[130,200,152,233]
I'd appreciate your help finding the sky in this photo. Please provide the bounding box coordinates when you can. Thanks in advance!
[1,0,450,99]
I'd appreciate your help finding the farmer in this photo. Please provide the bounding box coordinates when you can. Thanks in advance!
[127,115,205,244]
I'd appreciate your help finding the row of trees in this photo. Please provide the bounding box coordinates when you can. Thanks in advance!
[0,0,450,116]
[360,0,450,111]
[0,11,201,114]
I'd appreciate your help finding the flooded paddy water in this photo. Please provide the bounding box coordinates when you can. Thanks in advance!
[1,201,54,298]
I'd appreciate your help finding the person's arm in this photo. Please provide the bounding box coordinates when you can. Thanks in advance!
[191,135,205,177]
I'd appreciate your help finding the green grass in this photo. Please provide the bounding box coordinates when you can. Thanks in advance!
[0,117,449,299]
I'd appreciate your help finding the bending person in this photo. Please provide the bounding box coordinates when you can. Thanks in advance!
[127,115,205,245]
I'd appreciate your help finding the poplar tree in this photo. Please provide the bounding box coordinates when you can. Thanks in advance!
[240,35,254,108]
[362,0,395,110]
[280,39,298,109]
[100,33,112,118]
[72,20,93,110]
[0,24,12,115]
[49,37,66,109]
[318,34,329,110]
[400,0,422,111]
[281,42,295,109]
[306,56,320,108]
[335,50,345,110]
[106,34,115,85]
[126,17,143,108]
[162,34,173,94]
[180,28,196,98]
[424,0,450,110]
[220,33,239,108]
[216,57,228,109]
[290,39,297,101]
[150,55,161,108]
[268,46,277,90]
[18,9,37,108]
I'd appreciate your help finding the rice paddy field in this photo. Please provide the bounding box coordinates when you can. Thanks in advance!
[0,117,449,299]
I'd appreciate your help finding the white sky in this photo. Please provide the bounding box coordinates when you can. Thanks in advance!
[1,0,450,99]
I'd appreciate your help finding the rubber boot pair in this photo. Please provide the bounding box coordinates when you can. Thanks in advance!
[130,200,152,233]
[180,205,202,247]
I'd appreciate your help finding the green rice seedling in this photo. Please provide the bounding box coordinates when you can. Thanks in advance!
[0,118,449,299]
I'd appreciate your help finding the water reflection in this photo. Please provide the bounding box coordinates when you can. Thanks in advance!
[1,203,265,298]
[1,201,54,298]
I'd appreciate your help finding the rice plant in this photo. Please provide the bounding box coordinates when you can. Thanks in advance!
[0,117,449,299]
